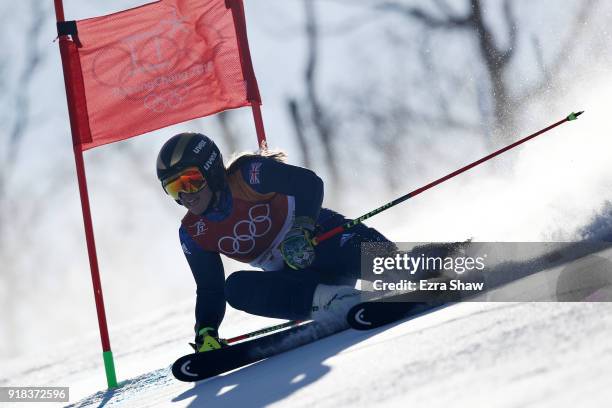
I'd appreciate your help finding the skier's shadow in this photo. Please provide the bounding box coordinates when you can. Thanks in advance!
[172,325,395,408]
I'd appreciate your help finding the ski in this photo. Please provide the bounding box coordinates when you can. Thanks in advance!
[347,280,462,330]
[172,320,347,382]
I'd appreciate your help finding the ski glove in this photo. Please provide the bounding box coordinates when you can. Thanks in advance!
[280,216,316,270]
[192,327,227,353]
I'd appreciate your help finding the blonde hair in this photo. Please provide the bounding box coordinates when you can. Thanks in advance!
[226,148,288,174]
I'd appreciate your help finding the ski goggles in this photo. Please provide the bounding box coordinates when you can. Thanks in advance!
[162,167,208,199]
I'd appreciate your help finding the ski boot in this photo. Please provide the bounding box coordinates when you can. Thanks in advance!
[311,284,373,330]
[191,327,228,353]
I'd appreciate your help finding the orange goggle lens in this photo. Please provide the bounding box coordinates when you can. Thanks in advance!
[163,168,208,199]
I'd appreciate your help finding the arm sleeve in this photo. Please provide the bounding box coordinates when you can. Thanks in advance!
[179,226,226,333]
[240,157,324,223]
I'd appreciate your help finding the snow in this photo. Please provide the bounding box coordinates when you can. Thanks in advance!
[2,247,612,408]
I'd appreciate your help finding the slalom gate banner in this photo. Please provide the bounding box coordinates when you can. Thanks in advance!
[54,0,265,388]
[57,0,261,150]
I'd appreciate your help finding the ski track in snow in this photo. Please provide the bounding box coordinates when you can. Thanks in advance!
[3,249,612,408]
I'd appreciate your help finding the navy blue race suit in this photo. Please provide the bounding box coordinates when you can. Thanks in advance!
[178,156,391,333]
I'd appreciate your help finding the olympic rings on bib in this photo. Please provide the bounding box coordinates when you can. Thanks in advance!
[218,204,272,255]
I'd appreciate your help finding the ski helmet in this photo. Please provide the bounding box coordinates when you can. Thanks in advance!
[156,133,227,195]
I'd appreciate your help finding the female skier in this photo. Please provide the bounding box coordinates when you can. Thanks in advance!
[156,132,392,352]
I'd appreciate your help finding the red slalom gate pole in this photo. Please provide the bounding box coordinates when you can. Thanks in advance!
[313,111,584,245]
[54,0,117,389]
[251,103,268,150]
[226,0,268,150]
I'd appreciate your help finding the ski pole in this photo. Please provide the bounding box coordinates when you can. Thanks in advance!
[225,320,303,344]
[312,111,584,245]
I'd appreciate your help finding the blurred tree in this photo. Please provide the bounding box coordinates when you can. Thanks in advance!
[287,0,340,194]
[297,0,607,196]
[373,0,600,144]
[0,0,48,199]
[215,111,240,154]
[0,0,50,357]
